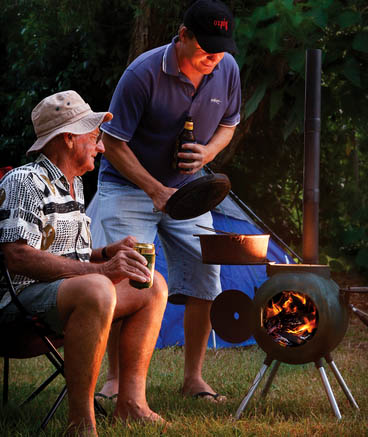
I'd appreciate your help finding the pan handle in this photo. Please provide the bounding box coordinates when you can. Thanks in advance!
[340,286,368,293]
[195,224,236,235]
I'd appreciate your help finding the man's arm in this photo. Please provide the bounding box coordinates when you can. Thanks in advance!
[102,132,177,211]
[1,240,152,285]
[177,125,236,174]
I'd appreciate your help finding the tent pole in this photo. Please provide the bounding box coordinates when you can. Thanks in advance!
[204,166,302,262]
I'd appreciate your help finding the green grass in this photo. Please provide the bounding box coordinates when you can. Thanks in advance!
[0,319,367,436]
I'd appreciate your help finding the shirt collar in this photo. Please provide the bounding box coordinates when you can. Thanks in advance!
[162,36,180,76]
[35,154,66,183]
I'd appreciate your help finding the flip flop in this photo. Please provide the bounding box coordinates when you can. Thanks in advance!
[94,392,118,402]
[193,391,227,402]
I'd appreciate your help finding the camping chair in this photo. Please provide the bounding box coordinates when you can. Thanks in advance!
[0,250,105,429]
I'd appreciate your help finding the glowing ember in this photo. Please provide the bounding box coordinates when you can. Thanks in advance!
[263,290,318,347]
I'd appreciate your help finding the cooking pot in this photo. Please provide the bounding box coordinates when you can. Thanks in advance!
[211,271,350,364]
[196,233,270,265]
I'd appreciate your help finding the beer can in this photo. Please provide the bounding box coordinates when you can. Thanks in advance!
[129,243,156,289]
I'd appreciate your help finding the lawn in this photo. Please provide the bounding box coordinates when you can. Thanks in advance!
[0,306,367,436]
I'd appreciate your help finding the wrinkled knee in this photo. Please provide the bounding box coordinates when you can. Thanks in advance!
[79,274,117,317]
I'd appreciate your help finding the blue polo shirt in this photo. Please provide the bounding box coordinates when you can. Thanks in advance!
[99,37,241,188]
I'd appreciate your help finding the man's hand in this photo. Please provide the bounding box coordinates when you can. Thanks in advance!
[151,186,177,212]
[100,248,152,285]
[177,143,212,174]
[177,125,236,174]
[104,236,137,256]
[100,236,152,284]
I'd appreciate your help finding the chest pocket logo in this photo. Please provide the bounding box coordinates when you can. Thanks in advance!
[0,189,5,207]
[41,224,55,250]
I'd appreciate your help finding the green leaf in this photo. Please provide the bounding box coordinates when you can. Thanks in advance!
[244,83,267,120]
[287,50,305,74]
[352,32,368,54]
[306,8,328,28]
[281,0,294,11]
[343,227,366,245]
[270,89,283,120]
[337,11,361,29]
[355,248,368,268]
[329,259,345,272]
[260,22,282,53]
[343,57,361,87]
[252,3,277,24]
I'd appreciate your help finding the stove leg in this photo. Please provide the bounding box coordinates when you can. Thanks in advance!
[235,356,273,419]
[261,360,281,398]
[315,359,342,420]
[325,354,359,410]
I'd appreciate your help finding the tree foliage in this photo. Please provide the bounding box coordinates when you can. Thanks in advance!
[1,0,368,271]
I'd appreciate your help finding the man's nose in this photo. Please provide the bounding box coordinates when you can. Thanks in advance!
[96,140,105,153]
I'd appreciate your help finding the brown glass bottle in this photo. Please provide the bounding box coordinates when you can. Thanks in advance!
[173,116,195,171]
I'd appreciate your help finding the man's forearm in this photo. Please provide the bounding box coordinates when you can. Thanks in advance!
[2,242,103,282]
[102,132,164,197]
[205,125,236,164]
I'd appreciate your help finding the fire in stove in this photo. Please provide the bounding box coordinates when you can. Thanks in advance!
[263,290,318,347]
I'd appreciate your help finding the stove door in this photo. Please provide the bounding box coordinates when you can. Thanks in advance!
[210,289,255,343]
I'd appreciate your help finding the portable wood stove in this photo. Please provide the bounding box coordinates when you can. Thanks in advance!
[211,263,360,420]
[208,49,366,420]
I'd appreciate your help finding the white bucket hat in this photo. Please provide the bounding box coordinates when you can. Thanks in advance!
[27,90,113,155]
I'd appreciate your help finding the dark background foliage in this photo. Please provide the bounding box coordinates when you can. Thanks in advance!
[1,0,368,273]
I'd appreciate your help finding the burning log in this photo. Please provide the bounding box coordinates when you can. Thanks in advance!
[263,290,318,347]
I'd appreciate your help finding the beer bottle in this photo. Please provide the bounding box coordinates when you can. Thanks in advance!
[173,116,196,171]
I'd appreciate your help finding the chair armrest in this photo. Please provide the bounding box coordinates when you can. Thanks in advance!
[0,250,30,318]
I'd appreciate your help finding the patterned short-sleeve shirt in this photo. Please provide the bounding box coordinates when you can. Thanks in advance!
[0,154,92,309]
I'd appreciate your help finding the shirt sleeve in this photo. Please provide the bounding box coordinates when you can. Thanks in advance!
[219,55,241,127]
[101,69,150,142]
[0,171,44,248]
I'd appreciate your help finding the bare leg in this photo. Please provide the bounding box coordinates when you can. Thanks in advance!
[112,272,168,423]
[96,321,121,399]
[182,297,225,401]
[57,274,117,435]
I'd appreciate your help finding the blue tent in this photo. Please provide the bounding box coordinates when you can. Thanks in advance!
[86,194,293,349]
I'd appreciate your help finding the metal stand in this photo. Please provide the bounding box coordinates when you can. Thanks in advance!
[315,359,342,420]
[235,355,359,420]
[325,353,360,410]
[261,360,281,398]
[235,356,273,419]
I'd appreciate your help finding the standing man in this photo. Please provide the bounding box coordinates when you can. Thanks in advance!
[0,90,168,435]
[97,0,241,401]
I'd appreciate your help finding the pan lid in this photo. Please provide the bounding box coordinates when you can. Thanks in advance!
[165,173,231,220]
[210,289,255,344]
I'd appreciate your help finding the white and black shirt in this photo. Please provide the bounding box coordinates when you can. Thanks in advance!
[0,154,92,309]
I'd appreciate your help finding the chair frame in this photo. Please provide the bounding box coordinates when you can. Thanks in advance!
[0,251,105,429]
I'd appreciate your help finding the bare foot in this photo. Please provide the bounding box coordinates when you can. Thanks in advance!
[113,400,169,427]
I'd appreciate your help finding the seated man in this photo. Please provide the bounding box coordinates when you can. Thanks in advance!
[0,90,168,436]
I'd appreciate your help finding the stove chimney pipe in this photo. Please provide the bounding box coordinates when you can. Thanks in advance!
[303,49,322,264]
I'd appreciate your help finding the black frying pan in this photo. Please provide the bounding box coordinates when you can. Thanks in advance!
[165,173,231,220]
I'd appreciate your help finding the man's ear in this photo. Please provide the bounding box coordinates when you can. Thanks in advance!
[178,25,187,42]
[63,132,73,149]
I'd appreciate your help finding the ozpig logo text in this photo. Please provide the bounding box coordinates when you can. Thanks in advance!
[214,19,228,31]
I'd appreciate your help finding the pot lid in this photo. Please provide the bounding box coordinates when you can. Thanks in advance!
[210,289,255,343]
[165,173,231,220]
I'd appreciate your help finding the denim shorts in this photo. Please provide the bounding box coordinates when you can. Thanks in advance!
[0,280,65,335]
[97,180,222,303]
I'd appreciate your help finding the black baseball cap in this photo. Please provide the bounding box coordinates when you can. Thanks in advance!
[184,0,238,55]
